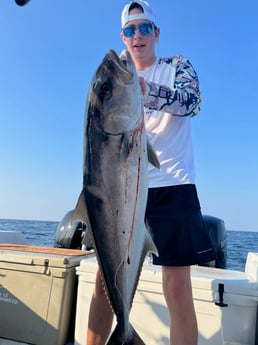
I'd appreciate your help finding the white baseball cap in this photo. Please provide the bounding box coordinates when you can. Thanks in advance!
[121,1,156,28]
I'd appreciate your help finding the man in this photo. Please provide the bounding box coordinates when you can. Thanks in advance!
[87,1,215,344]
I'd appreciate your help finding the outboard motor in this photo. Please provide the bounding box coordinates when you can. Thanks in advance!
[54,210,86,249]
[15,0,31,6]
[201,215,227,269]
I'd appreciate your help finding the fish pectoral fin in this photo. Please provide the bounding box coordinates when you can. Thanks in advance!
[107,323,145,345]
[147,141,160,169]
[120,134,134,159]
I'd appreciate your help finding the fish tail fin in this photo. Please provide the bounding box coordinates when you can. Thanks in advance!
[107,323,145,345]
[130,327,146,345]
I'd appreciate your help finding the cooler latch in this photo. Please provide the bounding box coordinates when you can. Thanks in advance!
[42,258,50,275]
[215,283,228,307]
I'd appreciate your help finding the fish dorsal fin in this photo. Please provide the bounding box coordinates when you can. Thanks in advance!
[147,141,160,169]
[71,190,94,248]
[72,190,89,225]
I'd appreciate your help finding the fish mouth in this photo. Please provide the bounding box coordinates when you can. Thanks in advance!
[109,49,131,68]
[105,49,135,84]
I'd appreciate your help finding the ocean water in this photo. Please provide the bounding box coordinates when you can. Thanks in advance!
[0,218,257,272]
[0,218,58,247]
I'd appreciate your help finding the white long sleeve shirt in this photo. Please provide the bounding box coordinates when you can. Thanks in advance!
[138,55,202,188]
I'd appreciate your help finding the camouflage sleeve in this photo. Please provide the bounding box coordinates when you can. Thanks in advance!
[144,55,202,117]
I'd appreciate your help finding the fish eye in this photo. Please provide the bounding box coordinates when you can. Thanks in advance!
[101,82,112,100]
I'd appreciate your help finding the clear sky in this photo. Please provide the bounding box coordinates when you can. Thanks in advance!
[1,1,257,231]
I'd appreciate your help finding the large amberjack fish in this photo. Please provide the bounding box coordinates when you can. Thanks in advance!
[73,49,159,344]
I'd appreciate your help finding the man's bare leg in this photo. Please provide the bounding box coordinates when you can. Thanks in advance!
[86,269,114,345]
[162,266,197,345]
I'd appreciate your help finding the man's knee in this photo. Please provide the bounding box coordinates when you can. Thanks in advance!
[162,266,192,300]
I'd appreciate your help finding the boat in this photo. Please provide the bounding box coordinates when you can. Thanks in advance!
[0,215,257,345]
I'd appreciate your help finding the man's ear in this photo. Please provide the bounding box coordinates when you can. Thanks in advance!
[155,27,160,42]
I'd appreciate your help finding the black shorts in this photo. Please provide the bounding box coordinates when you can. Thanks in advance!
[145,184,216,266]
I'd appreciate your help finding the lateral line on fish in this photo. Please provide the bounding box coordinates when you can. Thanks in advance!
[127,120,144,264]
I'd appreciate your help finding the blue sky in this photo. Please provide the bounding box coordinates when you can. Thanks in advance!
[1,0,257,231]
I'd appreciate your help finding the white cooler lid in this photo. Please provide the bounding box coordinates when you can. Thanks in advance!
[191,265,258,297]
[77,255,258,297]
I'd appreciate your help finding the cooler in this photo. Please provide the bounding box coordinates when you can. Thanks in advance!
[192,252,258,345]
[75,253,258,345]
[0,244,91,345]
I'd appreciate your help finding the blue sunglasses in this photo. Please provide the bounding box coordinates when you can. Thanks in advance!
[122,22,154,38]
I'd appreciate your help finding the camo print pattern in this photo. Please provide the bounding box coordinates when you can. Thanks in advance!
[144,55,201,117]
